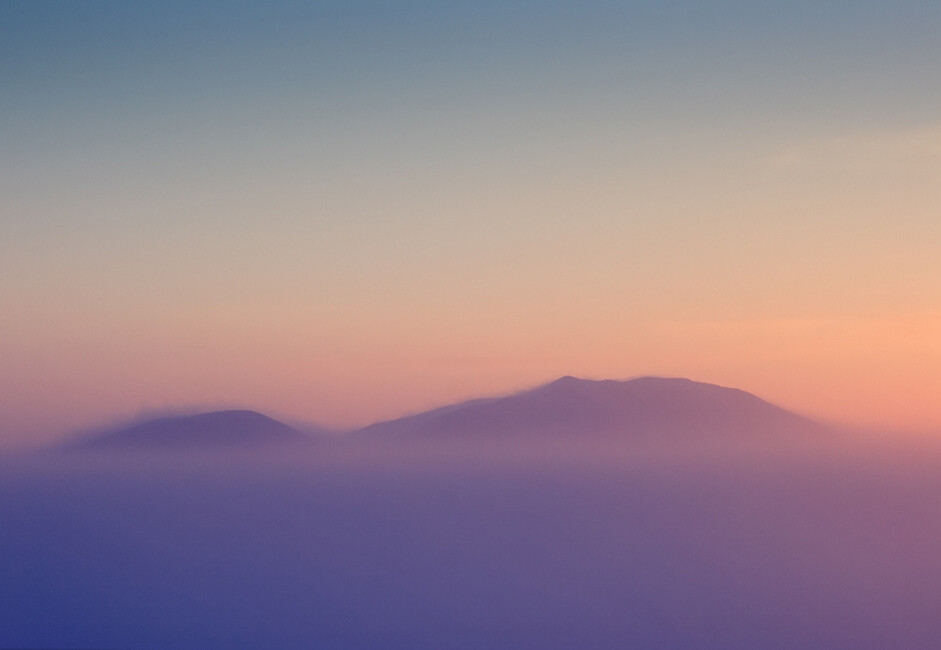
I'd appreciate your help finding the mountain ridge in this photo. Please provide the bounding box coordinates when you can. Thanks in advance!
[63,376,823,451]
[69,409,310,450]
[354,376,821,441]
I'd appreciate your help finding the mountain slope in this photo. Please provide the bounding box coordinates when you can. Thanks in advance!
[70,410,309,450]
[356,376,821,441]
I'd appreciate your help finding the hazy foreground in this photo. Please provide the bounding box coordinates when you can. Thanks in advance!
[3,431,941,649]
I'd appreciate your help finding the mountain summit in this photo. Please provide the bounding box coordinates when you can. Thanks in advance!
[356,376,820,441]
[71,410,308,450]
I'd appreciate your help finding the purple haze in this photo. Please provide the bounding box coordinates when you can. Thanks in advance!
[1,378,939,648]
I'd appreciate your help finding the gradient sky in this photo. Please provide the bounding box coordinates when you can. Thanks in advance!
[2,1,939,447]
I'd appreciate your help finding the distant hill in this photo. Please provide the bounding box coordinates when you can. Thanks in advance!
[69,410,310,450]
[355,376,822,441]
[61,377,823,452]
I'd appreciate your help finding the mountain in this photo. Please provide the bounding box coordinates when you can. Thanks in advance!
[70,410,310,450]
[61,377,821,452]
[355,376,822,441]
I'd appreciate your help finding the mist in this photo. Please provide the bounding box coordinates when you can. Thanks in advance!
[3,431,941,649]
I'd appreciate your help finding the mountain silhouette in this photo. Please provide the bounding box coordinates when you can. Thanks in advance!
[356,376,821,441]
[70,410,309,450]
[63,377,822,452]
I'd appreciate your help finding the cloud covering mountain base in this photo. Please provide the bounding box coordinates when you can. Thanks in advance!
[2,436,940,649]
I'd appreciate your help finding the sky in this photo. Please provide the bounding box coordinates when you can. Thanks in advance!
[1,0,939,447]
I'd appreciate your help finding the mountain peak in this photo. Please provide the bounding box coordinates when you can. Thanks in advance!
[70,410,308,451]
[357,376,820,441]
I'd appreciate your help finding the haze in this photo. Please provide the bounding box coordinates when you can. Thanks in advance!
[6,422,941,648]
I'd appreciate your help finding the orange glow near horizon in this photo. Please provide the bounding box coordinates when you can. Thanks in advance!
[3,301,940,446]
